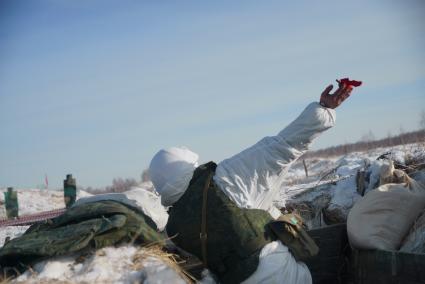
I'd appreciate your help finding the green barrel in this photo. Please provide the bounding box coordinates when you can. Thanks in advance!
[4,187,19,219]
[64,174,77,208]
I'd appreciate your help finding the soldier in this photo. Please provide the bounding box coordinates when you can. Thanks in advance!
[149,79,360,283]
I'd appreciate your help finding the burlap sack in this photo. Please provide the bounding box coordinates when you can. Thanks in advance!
[347,168,425,250]
[400,209,425,253]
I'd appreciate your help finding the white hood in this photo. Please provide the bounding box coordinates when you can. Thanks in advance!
[149,146,199,206]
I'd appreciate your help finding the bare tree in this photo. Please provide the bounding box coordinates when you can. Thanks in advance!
[399,125,406,145]
[105,177,138,193]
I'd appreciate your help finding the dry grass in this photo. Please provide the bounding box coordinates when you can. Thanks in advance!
[132,244,196,284]
[0,277,11,284]
[0,267,20,284]
[2,242,195,284]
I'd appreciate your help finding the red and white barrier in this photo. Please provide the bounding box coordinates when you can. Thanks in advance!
[0,208,66,227]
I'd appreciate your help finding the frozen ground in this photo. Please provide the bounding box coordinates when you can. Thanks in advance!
[0,188,92,218]
[277,143,425,228]
[0,187,196,284]
[1,142,424,283]
[14,245,190,284]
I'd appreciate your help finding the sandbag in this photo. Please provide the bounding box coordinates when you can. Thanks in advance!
[400,209,425,253]
[347,182,425,250]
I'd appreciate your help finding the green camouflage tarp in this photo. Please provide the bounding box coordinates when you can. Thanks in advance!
[0,200,165,273]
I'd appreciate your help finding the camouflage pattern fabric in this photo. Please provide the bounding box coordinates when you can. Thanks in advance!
[64,185,76,208]
[63,175,77,208]
[269,214,319,261]
[4,190,18,219]
[166,162,275,284]
[0,200,164,272]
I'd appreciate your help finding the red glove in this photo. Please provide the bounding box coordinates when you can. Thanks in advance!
[320,78,362,109]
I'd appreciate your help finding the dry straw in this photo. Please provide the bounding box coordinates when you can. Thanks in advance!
[132,244,197,284]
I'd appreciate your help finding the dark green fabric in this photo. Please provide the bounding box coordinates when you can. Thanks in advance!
[269,214,319,261]
[0,200,164,270]
[166,162,274,284]
[4,190,18,218]
[64,185,77,208]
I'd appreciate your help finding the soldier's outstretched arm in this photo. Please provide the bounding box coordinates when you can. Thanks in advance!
[213,78,361,218]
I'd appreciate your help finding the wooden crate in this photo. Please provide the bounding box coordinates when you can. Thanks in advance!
[351,248,425,284]
[305,223,425,284]
[305,223,350,284]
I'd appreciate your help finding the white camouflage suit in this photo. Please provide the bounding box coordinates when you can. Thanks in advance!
[149,102,336,284]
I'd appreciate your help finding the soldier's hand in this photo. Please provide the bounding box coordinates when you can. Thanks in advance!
[320,78,361,109]
[320,83,352,109]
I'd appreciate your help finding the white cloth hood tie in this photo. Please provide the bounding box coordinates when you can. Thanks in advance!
[149,146,199,206]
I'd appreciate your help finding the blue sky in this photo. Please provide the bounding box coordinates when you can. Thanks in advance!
[1,0,424,188]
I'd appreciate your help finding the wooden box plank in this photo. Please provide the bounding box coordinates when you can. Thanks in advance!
[306,223,349,284]
[351,249,425,284]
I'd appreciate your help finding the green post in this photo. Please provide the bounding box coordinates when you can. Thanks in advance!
[4,187,19,219]
[64,174,77,208]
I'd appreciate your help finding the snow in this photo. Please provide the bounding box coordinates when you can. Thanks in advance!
[329,176,358,208]
[0,189,92,247]
[15,246,187,284]
[1,186,191,284]
[282,144,423,199]
[73,186,168,231]
[0,226,29,247]
[278,143,425,228]
[1,142,424,283]
[0,188,92,217]
[122,187,168,231]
